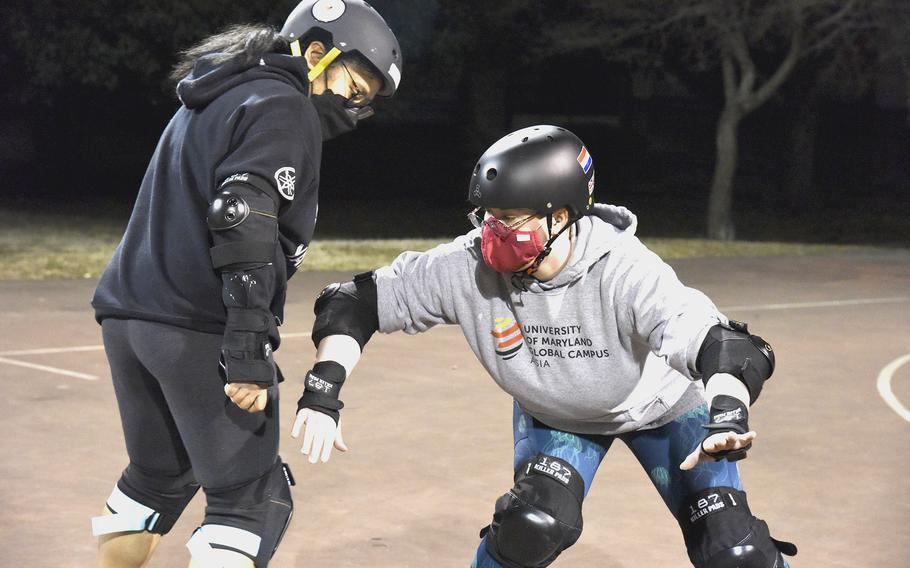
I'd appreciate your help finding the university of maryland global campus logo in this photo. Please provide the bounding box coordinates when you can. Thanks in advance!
[491,316,525,360]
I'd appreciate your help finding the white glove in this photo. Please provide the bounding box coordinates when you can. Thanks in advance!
[291,408,348,464]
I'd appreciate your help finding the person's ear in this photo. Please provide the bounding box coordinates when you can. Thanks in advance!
[303,41,326,70]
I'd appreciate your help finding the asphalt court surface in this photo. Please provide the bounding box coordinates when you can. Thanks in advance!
[1,250,908,567]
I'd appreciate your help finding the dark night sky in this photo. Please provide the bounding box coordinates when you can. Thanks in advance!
[0,1,907,242]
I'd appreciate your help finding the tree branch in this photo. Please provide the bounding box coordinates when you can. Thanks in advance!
[742,23,803,113]
[727,27,756,101]
[721,46,737,106]
[798,0,863,59]
[813,0,859,34]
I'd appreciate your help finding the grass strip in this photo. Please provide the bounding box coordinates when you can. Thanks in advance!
[0,210,883,280]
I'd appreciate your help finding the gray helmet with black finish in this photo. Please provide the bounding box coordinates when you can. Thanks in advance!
[468,125,595,218]
[280,0,402,96]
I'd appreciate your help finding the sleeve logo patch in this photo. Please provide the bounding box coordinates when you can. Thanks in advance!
[274,167,296,200]
[222,172,250,186]
[312,0,346,23]
[287,244,308,268]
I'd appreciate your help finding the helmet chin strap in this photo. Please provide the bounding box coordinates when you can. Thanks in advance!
[522,213,574,276]
[288,39,343,83]
[307,46,343,82]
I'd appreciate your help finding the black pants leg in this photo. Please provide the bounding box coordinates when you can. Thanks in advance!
[102,318,279,528]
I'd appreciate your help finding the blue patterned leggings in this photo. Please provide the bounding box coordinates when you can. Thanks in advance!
[472,401,787,567]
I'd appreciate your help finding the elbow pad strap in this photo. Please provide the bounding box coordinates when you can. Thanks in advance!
[697,321,775,404]
[311,271,379,350]
[211,241,275,270]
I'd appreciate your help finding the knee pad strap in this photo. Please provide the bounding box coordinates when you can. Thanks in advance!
[91,486,162,536]
[187,524,261,564]
[92,465,198,536]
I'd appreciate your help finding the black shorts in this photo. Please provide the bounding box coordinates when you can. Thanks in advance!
[102,318,280,491]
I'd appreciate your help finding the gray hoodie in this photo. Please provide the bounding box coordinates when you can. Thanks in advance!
[375,204,726,435]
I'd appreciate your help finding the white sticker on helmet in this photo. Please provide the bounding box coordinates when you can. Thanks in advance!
[312,0,346,23]
[275,167,296,200]
[388,63,401,88]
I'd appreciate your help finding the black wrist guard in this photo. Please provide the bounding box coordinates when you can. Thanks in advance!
[296,360,346,425]
[222,307,276,387]
[701,395,751,462]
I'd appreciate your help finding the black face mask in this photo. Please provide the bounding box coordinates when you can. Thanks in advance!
[310,91,374,141]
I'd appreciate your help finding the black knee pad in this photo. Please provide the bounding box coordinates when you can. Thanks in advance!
[92,464,199,536]
[483,453,585,568]
[190,458,295,567]
[679,487,797,568]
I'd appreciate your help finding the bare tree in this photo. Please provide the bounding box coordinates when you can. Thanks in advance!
[750,0,910,214]
[557,0,882,239]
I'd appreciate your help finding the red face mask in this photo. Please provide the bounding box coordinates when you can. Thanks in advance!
[480,216,547,273]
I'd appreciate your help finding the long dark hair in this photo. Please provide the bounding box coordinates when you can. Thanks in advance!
[170,24,288,84]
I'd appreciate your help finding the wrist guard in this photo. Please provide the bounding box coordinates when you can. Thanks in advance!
[222,307,276,387]
[701,395,751,462]
[296,360,346,425]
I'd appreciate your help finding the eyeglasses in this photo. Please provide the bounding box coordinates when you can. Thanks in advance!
[340,62,371,108]
[467,207,538,230]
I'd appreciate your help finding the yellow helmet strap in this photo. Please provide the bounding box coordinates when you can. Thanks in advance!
[305,46,343,83]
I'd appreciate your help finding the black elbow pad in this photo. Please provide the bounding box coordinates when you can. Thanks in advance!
[697,321,775,403]
[312,271,379,350]
[207,174,279,270]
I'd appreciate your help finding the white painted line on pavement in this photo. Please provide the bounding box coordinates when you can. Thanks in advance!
[0,345,105,356]
[0,357,98,381]
[877,353,910,424]
[722,297,910,312]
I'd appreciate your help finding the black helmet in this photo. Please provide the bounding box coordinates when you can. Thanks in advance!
[468,125,595,217]
[280,0,402,96]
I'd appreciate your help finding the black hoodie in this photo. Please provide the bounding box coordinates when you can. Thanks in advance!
[92,53,322,333]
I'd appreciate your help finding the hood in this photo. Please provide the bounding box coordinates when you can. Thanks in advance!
[516,203,638,292]
[176,52,310,109]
